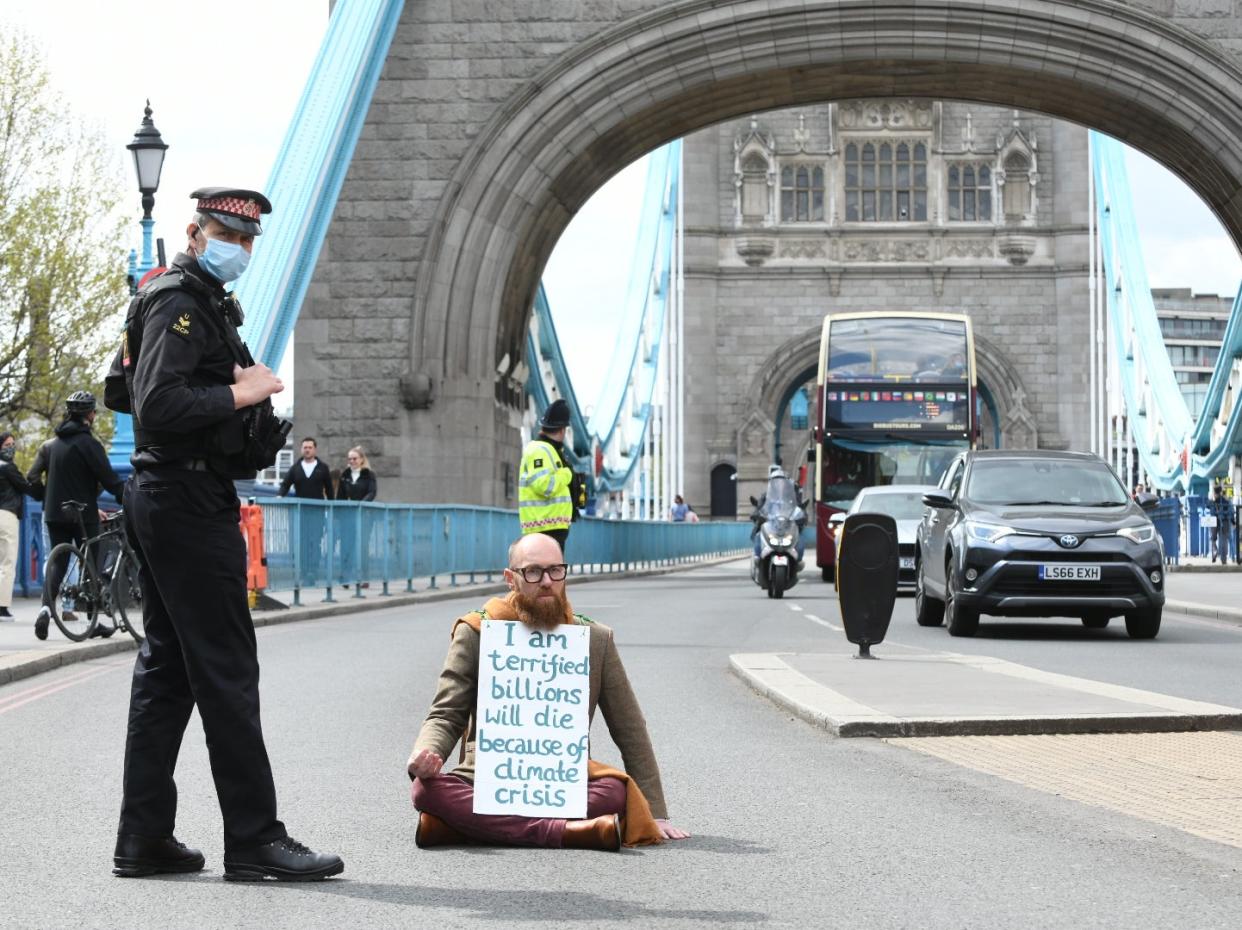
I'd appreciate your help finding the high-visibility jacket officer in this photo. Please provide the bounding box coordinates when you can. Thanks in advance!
[105,188,342,882]
[519,399,575,550]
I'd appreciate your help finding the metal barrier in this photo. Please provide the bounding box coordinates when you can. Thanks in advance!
[11,501,47,598]
[1149,497,1181,565]
[258,500,753,606]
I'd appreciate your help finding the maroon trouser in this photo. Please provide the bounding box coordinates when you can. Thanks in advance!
[413,773,627,847]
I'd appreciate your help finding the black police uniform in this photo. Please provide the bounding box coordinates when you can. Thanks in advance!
[107,250,286,853]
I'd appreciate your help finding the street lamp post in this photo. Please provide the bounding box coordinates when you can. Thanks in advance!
[110,102,168,470]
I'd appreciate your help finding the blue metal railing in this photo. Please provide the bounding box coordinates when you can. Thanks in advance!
[1149,498,1181,565]
[257,499,751,605]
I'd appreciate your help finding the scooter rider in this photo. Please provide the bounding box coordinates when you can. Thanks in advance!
[750,466,807,562]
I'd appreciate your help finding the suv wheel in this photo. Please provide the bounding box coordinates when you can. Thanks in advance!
[914,561,944,627]
[944,559,979,637]
[1124,606,1161,639]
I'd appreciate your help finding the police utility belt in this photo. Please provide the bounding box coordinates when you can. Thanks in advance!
[104,270,291,479]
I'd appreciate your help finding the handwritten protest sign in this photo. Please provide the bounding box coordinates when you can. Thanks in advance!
[473,619,590,818]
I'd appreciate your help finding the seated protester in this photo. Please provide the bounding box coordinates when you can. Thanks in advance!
[407,533,690,850]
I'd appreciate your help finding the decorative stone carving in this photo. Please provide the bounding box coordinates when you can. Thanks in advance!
[944,238,995,259]
[792,113,810,153]
[841,239,930,262]
[735,236,776,266]
[839,99,934,131]
[930,268,946,297]
[733,117,777,228]
[826,270,842,297]
[997,234,1037,266]
[778,239,827,259]
[1001,387,1039,449]
[399,370,434,409]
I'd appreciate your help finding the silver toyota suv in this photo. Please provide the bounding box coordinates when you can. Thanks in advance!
[915,450,1165,639]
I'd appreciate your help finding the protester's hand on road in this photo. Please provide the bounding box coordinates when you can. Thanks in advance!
[231,362,284,409]
[407,749,443,780]
[656,819,690,840]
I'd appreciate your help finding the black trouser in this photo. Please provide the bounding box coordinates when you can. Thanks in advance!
[117,468,285,851]
[539,528,569,553]
[42,518,100,612]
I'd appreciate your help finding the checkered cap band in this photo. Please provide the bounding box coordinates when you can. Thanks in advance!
[196,196,262,221]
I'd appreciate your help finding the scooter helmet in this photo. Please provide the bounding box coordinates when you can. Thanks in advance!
[767,464,785,479]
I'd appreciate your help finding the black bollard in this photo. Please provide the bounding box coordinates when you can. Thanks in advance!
[836,512,899,658]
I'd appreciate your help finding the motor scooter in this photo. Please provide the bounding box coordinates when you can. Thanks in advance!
[749,475,806,599]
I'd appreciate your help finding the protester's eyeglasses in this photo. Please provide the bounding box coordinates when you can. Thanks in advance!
[511,563,568,583]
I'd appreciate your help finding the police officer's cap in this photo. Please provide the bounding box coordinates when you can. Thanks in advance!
[540,399,571,430]
[191,187,273,236]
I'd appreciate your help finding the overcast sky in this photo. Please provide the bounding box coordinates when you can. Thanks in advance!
[4,1,1239,412]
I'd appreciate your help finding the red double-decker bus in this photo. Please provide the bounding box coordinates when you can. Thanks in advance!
[813,312,978,581]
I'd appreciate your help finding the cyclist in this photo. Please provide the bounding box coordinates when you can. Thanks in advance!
[25,391,124,640]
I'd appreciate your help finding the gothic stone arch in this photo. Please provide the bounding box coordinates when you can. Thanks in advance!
[973,332,1042,450]
[320,0,1242,503]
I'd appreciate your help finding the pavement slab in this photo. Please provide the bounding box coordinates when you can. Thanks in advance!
[731,651,1242,737]
[890,731,1242,849]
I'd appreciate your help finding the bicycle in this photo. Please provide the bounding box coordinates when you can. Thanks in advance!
[43,502,145,644]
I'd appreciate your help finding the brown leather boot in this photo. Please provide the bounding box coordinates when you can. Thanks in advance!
[561,814,622,851]
[415,812,469,849]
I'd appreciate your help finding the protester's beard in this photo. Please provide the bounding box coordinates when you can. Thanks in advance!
[513,588,572,630]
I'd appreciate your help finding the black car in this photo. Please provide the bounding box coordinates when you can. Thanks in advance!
[915,450,1165,639]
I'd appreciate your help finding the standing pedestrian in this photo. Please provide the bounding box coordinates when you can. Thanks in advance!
[104,187,341,881]
[24,392,124,639]
[335,446,377,585]
[278,437,332,586]
[336,446,377,502]
[0,430,32,620]
[670,494,689,522]
[1210,483,1235,564]
[518,399,576,551]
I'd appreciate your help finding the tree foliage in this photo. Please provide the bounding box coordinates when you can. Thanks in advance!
[0,28,128,465]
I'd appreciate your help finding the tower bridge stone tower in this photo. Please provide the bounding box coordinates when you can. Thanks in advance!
[681,100,1088,515]
[300,1,1242,506]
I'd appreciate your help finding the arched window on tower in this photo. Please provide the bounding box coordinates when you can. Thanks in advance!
[947,163,993,221]
[845,140,927,222]
[741,153,770,225]
[780,164,825,222]
[789,387,809,431]
[1003,152,1032,220]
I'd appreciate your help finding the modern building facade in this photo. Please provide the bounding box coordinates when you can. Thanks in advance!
[1153,288,1233,420]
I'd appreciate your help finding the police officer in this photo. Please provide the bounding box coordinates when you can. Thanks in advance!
[25,391,124,639]
[105,189,342,881]
[518,399,576,549]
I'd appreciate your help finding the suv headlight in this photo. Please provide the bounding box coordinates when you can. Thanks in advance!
[1117,524,1156,544]
[964,521,1016,544]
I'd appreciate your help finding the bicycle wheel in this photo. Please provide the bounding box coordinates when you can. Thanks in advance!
[45,542,101,642]
[111,551,145,643]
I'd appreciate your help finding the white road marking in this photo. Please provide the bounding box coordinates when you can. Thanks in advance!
[800,612,842,632]
[787,604,803,612]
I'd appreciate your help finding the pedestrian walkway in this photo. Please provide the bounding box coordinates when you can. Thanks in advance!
[0,555,741,685]
[732,649,1242,738]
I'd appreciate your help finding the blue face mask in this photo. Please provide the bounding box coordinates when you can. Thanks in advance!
[197,236,250,283]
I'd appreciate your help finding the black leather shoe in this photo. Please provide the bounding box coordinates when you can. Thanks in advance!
[113,834,205,877]
[90,623,116,639]
[34,607,50,641]
[223,836,344,882]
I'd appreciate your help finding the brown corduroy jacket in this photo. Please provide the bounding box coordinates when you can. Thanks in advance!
[410,598,669,820]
